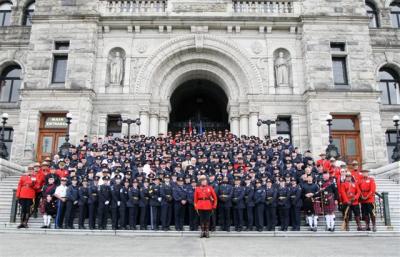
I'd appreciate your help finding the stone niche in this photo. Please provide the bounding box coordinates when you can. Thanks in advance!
[106,47,126,93]
[273,48,293,94]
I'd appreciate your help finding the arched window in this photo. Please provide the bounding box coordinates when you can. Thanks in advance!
[23,2,35,26]
[0,2,12,27]
[0,65,21,103]
[390,1,400,28]
[379,67,399,105]
[366,1,379,28]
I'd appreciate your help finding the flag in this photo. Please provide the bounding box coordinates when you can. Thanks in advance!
[199,120,204,135]
[188,120,193,135]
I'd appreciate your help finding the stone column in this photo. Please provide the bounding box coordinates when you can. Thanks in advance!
[239,114,249,136]
[249,112,259,137]
[158,116,168,136]
[380,8,393,28]
[149,114,159,137]
[230,117,240,136]
[139,111,149,136]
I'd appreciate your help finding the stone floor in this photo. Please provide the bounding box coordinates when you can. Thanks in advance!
[0,232,399,257]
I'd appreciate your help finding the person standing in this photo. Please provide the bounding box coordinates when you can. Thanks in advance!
[160,175,174,231]
[64,176,79,229]
[218,176,233,232]
[340,172,362,231]
[88,176,99,230]
[276,177,290,231]
[244,176,255,231]
[232,177,245,232]
[78,177,90,229]
[185,178,198,231]
[358,169,377,232]
[264,178,277,231]
[119,178,130,230]
[110,175,122,230]
[127,179,140,230]
[139,178,151,230]
[97,176,112,230]
[288,177,302,231]
[194,175,217,238]
[54,177,68,229]
[149,176,162,230]
[302,175,319,232]
[320,171,339,232]
[16,166,37,229]
[254,180,266,232]
[172,177,187,231]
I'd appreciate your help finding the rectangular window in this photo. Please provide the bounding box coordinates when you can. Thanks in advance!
[55,41,70,51]
[52,55,68,83]
[332,57,348,85]
[107,115,122,137]
[330,42,346,52]
[3,127,13,160]
[276,116,292,142]
[386,130,398,163]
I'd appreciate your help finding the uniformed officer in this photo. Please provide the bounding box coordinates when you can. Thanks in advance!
[232,177,245,232]
[277,177,290,231]
[185,178,198,231]
[119,178,130,229]
[265,178,277,231]
[302,175,319,231]
[64,176,79,229]
[127,179,140,230]
[254,179,266,232]
[172,177,187,231]
[244,176,255,231]
[149,176,162,230]
[88,176,99,230]
[160,175,174,231]
[110,175,122,230]
[139,178,151,230]
[288,177,302,231]
[218,176,233,232]
[97,175,112,230]
[78,177,90,229]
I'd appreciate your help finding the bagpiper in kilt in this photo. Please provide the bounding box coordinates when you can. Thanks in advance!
[318,171,339,232]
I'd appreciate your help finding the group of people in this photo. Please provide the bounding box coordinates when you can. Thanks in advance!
[15,130,378,237]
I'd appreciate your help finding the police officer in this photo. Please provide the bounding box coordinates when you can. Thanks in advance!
[232,177,245,232]
[78,177,90,229]
[110,175,122,230]
[119,178,130,229]
[265,178,277,231]
[185,178,198,231]
[218,176,233,232]
[88,176,99,230]
[277,177,290,231]
[64,176,79,229]
[97,175,111,230]
[139,178,151,230]
[127,179,140,230]
[289,177,302,231]
[244,176,255,231]
[149,176,162,230]
[173,177,187,231]
[160,175,174,231]
[254,179,266,232]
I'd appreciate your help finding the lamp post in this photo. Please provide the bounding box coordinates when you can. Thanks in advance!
[58,112,72,158]
[118,118,141,139]
[257,118,279,139]
[391,115,400,162]
[325,114,339,159]
[0,113,9,159]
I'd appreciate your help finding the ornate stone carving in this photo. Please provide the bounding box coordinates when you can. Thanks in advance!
[251,41,263,55]
[108,48,125,86]
[173,2,227,13]
[274,49,291,88]
[136,41,148,54]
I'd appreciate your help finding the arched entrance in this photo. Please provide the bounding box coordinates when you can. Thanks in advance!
[168,79,229,132]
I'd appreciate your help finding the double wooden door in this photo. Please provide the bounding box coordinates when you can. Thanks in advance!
[37,131,66,162]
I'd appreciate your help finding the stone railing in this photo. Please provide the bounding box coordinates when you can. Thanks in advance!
[0,159,25,180]
[232,1,293,14]
[371,162,400,183]
[98,0,299,16]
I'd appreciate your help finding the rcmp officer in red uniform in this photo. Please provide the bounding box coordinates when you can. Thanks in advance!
[16,166,37,228]
[340,172,362,231]
[194,175,217,238]
[358,169,377,232]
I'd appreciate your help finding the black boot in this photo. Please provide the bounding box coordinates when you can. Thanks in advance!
[356,216,362,231]
[205,223,210,238]
[371,215,377,232]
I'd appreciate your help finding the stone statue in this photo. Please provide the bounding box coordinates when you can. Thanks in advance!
[109,51,124,85]
[274,51,290,87]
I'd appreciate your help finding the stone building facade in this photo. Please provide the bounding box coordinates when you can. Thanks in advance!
[0,0,398,168]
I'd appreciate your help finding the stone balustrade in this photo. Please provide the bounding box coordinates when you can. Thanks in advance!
[103,0,167,14]
[232,1,293,14]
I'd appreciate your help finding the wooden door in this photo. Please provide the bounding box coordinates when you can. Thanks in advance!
[37,132,66,162]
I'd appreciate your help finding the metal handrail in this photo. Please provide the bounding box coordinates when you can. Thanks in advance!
[375,192,391,226]
[9,189,18,223]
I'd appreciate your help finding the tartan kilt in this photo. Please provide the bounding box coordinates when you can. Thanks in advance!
[322,195,336,214]
[313,200,323,215]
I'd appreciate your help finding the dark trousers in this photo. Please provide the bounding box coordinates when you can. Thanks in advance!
[64,200,77,228]
[219,206,231,231]
[88,203,97,229]
[188,204,198,230]
[290,206,301,230]
[97,204,110,229]
[174,202,185,230]
[233,208,244,229]
[140,205,149,229]
[33,192,42,214]
[265,206,276,231]
[55,200,66,228]
[255,204,264,230]
[111,207,119,229]
[161,203,172,229]
[210,208,216,230]
[246,206,254,229]
[128,205,139,228]
[278,207,289,230]
[119,205,128,228]
[78,203,88,227]
[150,205,161,229]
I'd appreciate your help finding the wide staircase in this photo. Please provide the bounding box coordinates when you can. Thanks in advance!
[0,160,399,237]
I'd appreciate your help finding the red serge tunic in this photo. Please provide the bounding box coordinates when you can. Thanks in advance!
[358,176,376,204]
[16,175,36,199]
[194,185,217,211]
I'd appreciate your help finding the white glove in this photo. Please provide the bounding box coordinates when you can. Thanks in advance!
[158,197,162,202]
[105,201,109,205]
[117,201,120,206]
[73,201,78,205]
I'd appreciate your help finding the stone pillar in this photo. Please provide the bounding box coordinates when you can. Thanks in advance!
[380,8,393,28]
[158,116,168,136]
[239,114,249,136]
[139,111,149,136]
[230,117,240,136]
[249,112,259,137]
[98,114,108,137]
[149,114,159,137]
[120,114,129,137]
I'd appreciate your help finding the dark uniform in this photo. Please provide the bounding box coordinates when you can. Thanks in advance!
[218,180,233,231]
[139,180,151,230]
[127,180,140,229]
[254,180,266,231]
[185,180,198,231]
[149,179,162,230]
[232,181,245,231]
[119,180,130,229]
[78,178,90,229]
[64,177,79,229]
[97,176,112,230]
[160,179,174,230]
[110,176,122,230]
[264,181,277,231]
[172,177,187,231]
[276,179,290,231]
[289,179,302,231]
[244,182,255,231]
[88,178,99,229]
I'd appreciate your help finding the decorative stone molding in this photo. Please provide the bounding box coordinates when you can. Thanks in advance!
[251,41,263,55]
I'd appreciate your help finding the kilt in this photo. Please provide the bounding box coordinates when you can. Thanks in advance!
[303,197,315,215]
[322,195,336,214]
[313,200,323,215]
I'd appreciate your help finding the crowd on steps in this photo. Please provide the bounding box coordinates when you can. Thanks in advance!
[15,130,377,237]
